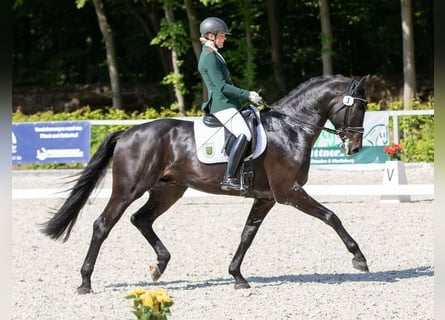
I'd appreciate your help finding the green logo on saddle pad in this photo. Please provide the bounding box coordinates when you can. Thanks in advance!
[203,143,214,157]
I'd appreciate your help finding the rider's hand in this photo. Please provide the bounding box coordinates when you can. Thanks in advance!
[249,91,263,105]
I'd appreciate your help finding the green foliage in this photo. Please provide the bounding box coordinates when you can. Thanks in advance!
[366,102,380,111]
[13,0,24,9]
[161,73,188,95]
[150,11,189,103]
[75,0,88,9]
[150,19,189,56]
[12,0,433,109]
[225,36,257,89]
[199,0,222,6]
[398,100,434,163]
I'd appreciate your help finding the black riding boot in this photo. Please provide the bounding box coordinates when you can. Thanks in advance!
[221,134,249,191]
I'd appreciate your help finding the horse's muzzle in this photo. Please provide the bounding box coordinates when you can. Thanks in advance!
[342,136,363,155]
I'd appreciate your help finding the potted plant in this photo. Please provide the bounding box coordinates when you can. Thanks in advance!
[383,142,404,161]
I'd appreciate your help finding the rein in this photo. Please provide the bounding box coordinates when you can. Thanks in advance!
[261,80,368,138]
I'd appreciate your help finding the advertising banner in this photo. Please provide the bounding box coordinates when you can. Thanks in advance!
[12,121,91,164]
[310,111,389,165]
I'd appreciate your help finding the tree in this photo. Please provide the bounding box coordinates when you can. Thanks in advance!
[12,0,434,112]
[77,0,122,109]
[238,0,256,88]
[184,0,201,61]
[151,0,189,114]
[123,0,172,80]
[266,0,287,93]
[401,0,416,108]
[318,0,333,75]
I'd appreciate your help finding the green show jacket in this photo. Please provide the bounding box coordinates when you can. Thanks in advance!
[198,45,250,113]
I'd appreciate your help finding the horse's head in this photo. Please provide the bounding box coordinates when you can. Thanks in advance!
[328,75,370,155]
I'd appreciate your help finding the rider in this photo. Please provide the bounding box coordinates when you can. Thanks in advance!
[198,17,263,191]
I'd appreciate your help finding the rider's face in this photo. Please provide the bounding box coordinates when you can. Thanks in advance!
[214,32,226,48]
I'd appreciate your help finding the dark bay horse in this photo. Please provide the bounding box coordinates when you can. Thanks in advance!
[42,74,370,294]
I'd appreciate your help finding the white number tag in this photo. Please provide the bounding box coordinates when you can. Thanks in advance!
[343,95,354,106]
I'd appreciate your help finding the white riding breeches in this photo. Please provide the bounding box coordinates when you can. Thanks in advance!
[213,108,252,141]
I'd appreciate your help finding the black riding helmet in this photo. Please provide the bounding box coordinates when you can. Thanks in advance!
[200,17,232,38]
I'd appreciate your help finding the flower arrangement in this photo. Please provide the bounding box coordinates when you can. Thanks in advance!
[125,287,174,320]
[383,142,404,161]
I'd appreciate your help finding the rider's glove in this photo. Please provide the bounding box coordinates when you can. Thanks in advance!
[248,91,263,105]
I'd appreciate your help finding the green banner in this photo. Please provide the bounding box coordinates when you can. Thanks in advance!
[310,112,389,165]
[311,146,387,165]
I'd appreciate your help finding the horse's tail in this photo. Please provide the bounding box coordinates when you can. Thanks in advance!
[41,130,125,242]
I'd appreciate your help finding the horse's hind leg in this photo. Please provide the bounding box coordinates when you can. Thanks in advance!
[229,198,275,289]
[130,183,187,283]
[285,186,369,272]
[78,194,136,294]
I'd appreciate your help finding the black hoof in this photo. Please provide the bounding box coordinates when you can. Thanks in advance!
[76,286,92,294]
[234,282,251,289]
[352,257,369,272]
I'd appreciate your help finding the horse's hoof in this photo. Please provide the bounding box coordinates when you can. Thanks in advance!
[76,286,92,294]
[352,257,369,272]
[150,263,162,282]
[234,282,251,290]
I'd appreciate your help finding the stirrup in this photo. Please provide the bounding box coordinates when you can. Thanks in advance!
[221,177,242,191]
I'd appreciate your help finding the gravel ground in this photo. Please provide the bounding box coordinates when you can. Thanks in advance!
[12,164,434,319]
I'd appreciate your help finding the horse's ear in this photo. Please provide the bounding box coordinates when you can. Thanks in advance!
[357,74,370,90]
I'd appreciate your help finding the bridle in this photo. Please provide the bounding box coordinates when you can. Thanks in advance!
[319,79,368,141]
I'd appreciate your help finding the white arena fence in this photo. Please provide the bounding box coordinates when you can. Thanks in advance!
[12,184,434,200]
[386,109,434,144]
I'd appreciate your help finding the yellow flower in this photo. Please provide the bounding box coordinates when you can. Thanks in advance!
[129,287,145,296]
[140,292,154,308]
[126,286,173,319]
[155,287,167,295]
[157,294,173,304]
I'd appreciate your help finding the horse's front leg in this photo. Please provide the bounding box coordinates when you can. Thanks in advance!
[229,198,275,289]
[281,185,369,272]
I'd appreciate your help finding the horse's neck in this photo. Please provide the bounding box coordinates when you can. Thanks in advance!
[265,93,333,152]
[263,107,324,148]
[273,99,327,129]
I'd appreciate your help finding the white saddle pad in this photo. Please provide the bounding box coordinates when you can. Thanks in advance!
[193,108,267,164]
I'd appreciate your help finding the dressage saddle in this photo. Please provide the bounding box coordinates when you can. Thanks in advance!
[202,107,258,157]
